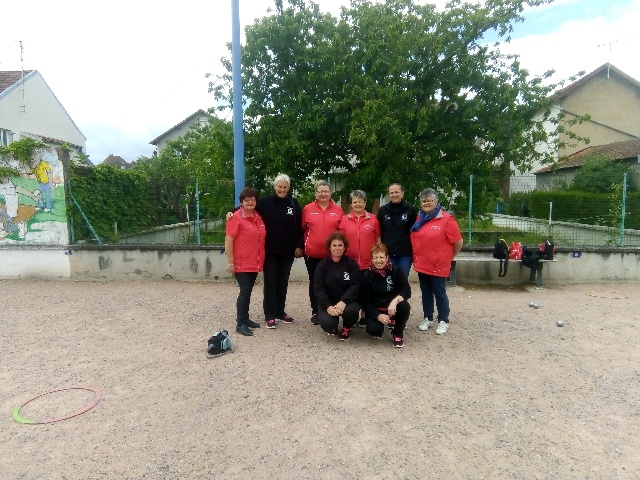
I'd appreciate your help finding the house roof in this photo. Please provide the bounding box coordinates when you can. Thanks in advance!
[535,138,640,174]
[149,109,210,145]
[552,63,640,101]
[102,154,130,168]
[0,70,34,93]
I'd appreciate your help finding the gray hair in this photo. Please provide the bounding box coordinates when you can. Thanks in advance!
[315,180,330,191]
[419,188,438,202]
[273,173,291,186]
[350,190,366,202]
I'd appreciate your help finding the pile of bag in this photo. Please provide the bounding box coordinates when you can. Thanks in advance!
[493,238,554,275]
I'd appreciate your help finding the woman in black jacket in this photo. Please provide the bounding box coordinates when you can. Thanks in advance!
[377,183,418,280]
[360,243,411,348]
[313,231,361,341]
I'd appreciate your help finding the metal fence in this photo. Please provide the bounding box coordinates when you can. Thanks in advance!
[65,173,639,248]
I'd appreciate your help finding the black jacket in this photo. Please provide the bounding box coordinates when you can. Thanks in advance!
[256,193,303,256]
[314,256,361,309]
[360,268,411,319]
[377,200,418,256]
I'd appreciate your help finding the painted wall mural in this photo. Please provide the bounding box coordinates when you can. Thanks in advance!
[0,147,68,245]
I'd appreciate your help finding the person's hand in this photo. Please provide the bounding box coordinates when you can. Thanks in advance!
[327,305,340,317]
[225,212,233,222]
[378,314,390,325]
[335,301,346,315]
[294,247,304,258]
[388,303,397,317]
[226,263,235,274]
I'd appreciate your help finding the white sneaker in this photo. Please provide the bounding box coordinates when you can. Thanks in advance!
[436,321,449,335]
[419,318,433,331]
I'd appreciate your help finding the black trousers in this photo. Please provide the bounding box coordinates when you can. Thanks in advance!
[365,300,411,338]
[262,254,295,321]
[318,302,360,333]
[235,272,258,325]
[304,255,323,313]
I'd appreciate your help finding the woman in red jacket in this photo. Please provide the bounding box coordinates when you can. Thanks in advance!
[225,187,266,336]
[410,188,463,335]
[302,180,344,325]
[338,190,381,271]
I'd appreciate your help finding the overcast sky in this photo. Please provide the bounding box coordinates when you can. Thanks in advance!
[0,0,638,164]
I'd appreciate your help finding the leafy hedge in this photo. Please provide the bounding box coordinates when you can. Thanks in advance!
[69,165,154,243]
[506,190,640,230]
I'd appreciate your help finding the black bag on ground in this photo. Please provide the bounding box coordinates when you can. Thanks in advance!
[521,248,541,270]
[207,329,233,356]
[539,240,555,260]
[492,238,509,277]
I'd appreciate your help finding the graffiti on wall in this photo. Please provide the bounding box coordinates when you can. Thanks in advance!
[0,147,68,245]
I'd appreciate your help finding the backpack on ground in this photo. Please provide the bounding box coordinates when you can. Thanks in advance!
[521,248,541,270]
[492,238,509,277]
[207,329,233,357]
[509,242,523,260]
[539,240,555,260]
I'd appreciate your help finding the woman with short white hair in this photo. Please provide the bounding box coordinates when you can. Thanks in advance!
[256,173,304,329]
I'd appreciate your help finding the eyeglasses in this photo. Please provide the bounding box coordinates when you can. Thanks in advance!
[316,190,331,195]
[421,199,436,203]
[242,197,256,203]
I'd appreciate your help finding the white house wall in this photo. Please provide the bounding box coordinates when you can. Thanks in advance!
[0,71,86,149]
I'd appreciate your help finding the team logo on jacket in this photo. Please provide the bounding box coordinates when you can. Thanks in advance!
[401,214,408,220]
[430,225,441,230]
[364,224,372,229]
[343,272,350,281]
[287,207,293,215]
[329,212,338,217]
[384,215,390,221]
[386,276,393,291]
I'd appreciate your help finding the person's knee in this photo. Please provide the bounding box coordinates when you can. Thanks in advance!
[366,320,384,338]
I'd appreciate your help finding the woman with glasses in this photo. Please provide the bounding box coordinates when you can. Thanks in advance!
[377,183,418,279]
[225,187,266,336]
[302,180,344,325]
[410,188,463,335]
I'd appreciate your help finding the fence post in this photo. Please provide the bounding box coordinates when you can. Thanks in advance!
[195,178,201,246]
[468,174,473,245]
[619,172,627,246]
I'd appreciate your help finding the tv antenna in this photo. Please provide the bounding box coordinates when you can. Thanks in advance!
[19,40,26,113]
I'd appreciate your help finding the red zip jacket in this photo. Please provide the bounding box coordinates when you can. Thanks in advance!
[226,208,266,272]
[339,211,381,270]
[302,200,344,258]
[410,210,462,277]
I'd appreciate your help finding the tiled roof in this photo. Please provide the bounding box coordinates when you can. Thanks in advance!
[535,138,640,174]
[0,70,34,93]
[102,154,130,168]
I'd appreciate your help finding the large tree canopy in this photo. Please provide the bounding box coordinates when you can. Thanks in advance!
[134,117,235,221]
[211,0,570,207]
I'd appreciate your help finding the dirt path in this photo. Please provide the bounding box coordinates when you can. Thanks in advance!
[1,279,638,479]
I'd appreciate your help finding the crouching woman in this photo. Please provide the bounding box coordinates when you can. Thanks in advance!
[313,231,361,341]
[360,243,411,348]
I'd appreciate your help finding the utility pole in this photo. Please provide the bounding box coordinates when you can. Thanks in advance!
[231,0,245,206]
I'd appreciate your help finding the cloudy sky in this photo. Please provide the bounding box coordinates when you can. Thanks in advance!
[0,0,638,164]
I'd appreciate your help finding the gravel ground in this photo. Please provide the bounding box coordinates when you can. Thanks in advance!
[1,279,638,479]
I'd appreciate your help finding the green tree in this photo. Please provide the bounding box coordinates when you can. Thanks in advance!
[210,0,580,208]
[134,117,235,221]
[570,156,637,193]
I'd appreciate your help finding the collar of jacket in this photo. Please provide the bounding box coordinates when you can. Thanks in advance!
[347,210,371,220]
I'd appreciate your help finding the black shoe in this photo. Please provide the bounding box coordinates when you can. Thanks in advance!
[245,319,260,328]
[236,324,253,336]
[310,313,319,325]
